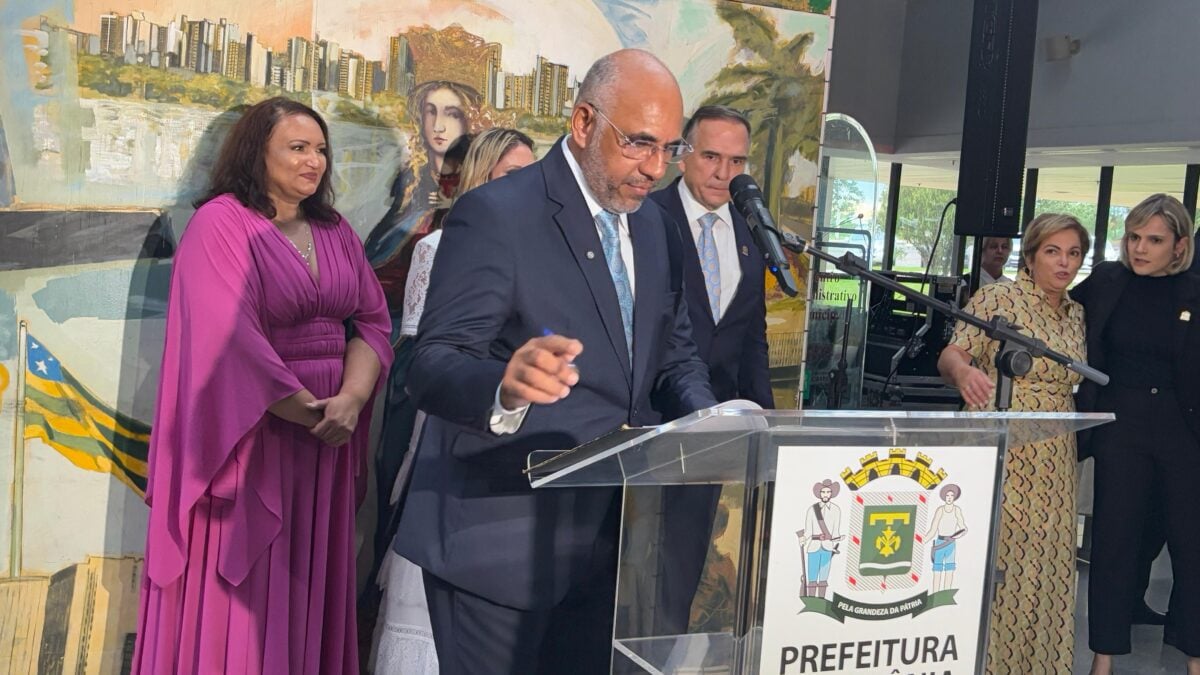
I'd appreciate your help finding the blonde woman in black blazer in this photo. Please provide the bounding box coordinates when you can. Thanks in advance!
[1073,193,1200,675]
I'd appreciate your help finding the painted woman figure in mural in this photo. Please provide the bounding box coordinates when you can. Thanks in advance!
[925,483,966,593]
[364,80,483,306]
[368,127,536,675]
[132,97,393,675]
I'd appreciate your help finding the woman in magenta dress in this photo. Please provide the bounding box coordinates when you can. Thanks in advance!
[132,97,392,674]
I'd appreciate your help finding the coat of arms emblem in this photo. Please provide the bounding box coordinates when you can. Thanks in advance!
[797,449,964,622]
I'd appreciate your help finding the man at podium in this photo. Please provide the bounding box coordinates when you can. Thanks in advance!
[393,49,717,675]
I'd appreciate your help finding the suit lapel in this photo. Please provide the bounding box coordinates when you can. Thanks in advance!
[543,142,632,383]
[663,182,715,329]
[723,209,759,326]
[630,206,662,396]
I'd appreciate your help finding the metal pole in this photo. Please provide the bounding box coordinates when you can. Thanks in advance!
[969,236,985,294]
[882,163,902,269]
[1020,168,1039,230]
[1094,167,1114,263]
[951,234,968,278]
[1183,164,1199,220]
[10,320,26,578]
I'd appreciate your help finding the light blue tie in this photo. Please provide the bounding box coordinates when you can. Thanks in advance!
[595,210,634,361]
[698,212,722,321]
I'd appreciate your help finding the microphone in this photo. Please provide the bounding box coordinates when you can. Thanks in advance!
[729,175,800,297]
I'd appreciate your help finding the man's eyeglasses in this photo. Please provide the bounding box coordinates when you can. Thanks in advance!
[587,103,692,164]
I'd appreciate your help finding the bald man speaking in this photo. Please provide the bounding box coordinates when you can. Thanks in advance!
[395,50,717,673]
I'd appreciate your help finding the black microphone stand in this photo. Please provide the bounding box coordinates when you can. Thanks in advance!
[778,231,1108,410]
[828,297,853,409]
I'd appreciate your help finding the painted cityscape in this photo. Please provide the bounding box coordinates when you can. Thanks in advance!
[36,9,577,118]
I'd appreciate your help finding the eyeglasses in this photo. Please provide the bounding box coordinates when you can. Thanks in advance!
[587,103,692,164]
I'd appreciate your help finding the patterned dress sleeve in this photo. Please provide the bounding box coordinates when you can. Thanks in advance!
[950,284,1006,365]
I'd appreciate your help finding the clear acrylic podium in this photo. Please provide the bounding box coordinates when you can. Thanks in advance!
[527,408,1112,675]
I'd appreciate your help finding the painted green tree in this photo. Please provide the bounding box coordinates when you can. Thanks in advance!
[705,1,825,224]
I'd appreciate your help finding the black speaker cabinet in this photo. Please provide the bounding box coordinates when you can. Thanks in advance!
[953,0,1039,238]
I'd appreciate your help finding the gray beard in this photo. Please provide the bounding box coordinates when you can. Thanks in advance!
[579,141,641,215]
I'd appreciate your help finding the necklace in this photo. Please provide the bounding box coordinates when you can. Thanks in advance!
[282,220,313,263]
[289,234,313,263]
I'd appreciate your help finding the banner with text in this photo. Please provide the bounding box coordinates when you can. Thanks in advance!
[758,444,1001,675]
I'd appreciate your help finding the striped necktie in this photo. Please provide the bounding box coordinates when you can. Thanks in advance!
[698,212,722,321]
[595,209,634,360]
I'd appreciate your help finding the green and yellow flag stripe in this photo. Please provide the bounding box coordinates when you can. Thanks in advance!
[23,334,150,496]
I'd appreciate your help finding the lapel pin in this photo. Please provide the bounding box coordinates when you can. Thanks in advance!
[741,245,749,256]
[1181,310,1192,322]
[586,251,596,259]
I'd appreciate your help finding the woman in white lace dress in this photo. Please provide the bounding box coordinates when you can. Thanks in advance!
[370,128,537,674]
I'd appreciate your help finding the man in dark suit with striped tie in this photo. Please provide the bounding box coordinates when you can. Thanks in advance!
[650,105,772,410]
[395,50,717,674]
[647,105,773,634]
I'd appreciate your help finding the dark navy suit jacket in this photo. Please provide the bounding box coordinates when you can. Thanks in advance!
[395,141,716,611]
[649,178,773,408]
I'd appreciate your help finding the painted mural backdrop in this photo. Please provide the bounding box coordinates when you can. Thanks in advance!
[0,0,828,671]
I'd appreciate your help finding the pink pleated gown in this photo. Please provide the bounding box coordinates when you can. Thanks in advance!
[132,194,393,674]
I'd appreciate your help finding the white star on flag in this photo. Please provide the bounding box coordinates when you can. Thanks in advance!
[35,360,48,375]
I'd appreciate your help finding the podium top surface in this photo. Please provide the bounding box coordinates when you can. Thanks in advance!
[527,408,1113,488]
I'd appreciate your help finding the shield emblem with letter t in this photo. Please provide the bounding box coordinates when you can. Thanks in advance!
[845,491,927,592]
[858,504,917,577]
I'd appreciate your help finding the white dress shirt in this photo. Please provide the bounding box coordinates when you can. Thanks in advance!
[980,269,1010,286]
[490,139,638,433]
[562,137,636,294]
[677,180,741,318]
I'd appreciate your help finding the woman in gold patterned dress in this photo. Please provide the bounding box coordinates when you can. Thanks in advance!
[937,213,1090,674]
